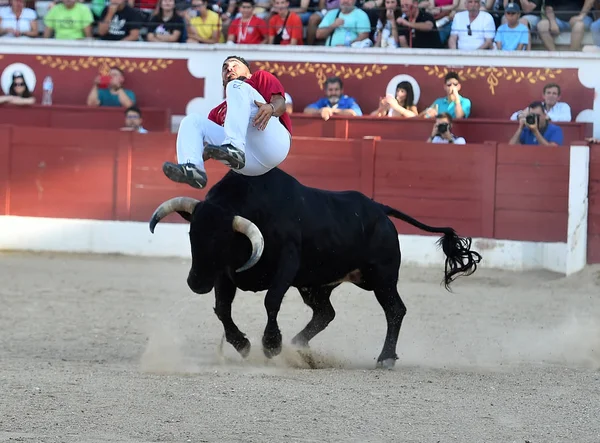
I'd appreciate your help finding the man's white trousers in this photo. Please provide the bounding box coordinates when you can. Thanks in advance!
[175,79,291,176]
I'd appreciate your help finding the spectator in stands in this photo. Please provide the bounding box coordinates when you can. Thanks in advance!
[427,113,466,144]
[98,0,143,41]
[373,0,402,47]
[87,67,136,108]
[536,0,593,51]
[42,0,94,40]
[304,76,363,121]
[316,0,372,47]
[268,0,304,44]
[499,0,543,38]
[418,0,461,46]
[120,106,148,133]
[287,0,321,30]
[227,0,268,44]
[306,0,342,45]
[494,2,529,50]
[510,82,572,122]
[0,71,35,105]
[186,0,224,43]
[0,0,38,38]
[593,3,600,48]
[146,0,186,42]
[370,81,418,117]
[509,101,564,145]
[420,71,471,119]
[448,0,496,50]
[397,0,443,48]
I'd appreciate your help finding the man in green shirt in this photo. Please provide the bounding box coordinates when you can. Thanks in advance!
[43,0,94,40]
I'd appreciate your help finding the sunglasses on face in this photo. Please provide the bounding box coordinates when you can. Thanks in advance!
[446,82,459,87]
[14,82,25,87]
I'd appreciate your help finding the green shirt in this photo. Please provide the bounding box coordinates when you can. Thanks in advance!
[44,3,94,40]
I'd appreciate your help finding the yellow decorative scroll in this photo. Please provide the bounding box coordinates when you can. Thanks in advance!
[255,61,388,89]
[35,56,173,74]
[424,66,563,95]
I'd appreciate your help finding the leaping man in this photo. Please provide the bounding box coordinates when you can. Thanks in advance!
[162,55,293,189]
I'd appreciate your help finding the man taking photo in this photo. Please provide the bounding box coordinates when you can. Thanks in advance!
[509,101,564,146]
[426,113,466,144]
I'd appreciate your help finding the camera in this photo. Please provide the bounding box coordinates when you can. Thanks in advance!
[437,122,449,134]
[525,114,538,125]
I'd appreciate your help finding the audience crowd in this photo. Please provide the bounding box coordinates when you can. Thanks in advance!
[3,63,589,147]
[1,0,600,50]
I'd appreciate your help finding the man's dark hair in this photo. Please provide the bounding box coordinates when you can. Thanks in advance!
[437,112,453,123]
[224,55,250,69]
[239,0,255,5]
[444,71,460,83]
[325,76,343,89]
[125,106,142,117]
[109,66,125,76]
[528,101,546,112]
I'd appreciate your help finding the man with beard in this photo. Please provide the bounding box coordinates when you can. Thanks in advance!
[162,55,292,189]
[303,76,363,121]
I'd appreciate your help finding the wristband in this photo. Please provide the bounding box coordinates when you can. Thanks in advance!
[268,103,275,114]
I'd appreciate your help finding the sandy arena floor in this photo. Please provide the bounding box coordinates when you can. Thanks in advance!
[0,251,599,443]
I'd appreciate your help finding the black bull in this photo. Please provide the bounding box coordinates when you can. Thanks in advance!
[149,167,482,369]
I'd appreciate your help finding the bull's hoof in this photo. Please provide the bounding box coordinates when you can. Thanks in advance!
[375,358,397,370]
[236,339,251,359]
[290,335,309,349]
[262,331,282,359]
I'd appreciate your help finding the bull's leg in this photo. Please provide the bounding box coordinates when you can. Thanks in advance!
[262,244,300,359]
[213,274,251,358]
[372,285,407,369]
[291,286,337,348]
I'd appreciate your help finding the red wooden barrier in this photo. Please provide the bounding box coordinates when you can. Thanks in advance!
[0,126,575,250]
[494,144,569,243]
[290,114,589,146]
[372,141,492,238]
[589,144,600,264]
[0,104,171,132]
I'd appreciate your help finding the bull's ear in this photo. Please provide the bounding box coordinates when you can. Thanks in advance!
[176,211,193,223]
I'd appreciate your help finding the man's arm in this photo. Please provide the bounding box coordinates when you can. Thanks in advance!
[508,125,524,144]
[269,93,286,117]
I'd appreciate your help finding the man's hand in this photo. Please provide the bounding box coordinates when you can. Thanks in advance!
[253,100,274,131]
[430,122,439,137]
[449,86,461,102]
[518,113,527,128]
[320,107,335,121]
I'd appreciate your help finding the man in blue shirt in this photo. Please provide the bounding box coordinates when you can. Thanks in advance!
[420,71,471,119]
[509,101,564,146]
[303,76,363,121]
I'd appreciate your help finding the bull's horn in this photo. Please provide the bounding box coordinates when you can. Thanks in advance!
[149,197,201,233]
[232,215,264,272]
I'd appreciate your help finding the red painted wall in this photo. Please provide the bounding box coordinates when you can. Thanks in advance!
[1,54,591,120]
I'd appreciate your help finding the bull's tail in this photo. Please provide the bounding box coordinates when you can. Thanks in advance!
[381,204,482,291]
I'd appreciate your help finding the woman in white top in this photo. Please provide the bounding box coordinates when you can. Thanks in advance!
[371,81,418,118]
[0,71,36,105]
[373,0,402,47]
[0,0,38,38]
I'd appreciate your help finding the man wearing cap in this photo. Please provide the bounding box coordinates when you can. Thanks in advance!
[162,55,292,189]
[494,2,530,50]
[508,101,564,146]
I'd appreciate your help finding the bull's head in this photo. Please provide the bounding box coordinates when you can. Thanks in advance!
[148,197,264,293]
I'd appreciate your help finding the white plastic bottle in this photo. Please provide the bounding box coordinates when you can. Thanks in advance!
[42,76,53,105]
